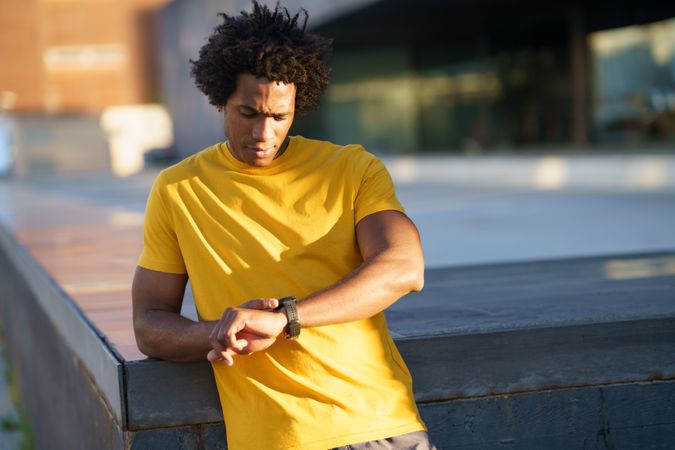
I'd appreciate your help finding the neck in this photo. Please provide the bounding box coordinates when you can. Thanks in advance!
[274,137,290,160]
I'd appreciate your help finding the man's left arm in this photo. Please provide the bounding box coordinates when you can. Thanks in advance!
[296,209,424,327]
[209,209,423,361]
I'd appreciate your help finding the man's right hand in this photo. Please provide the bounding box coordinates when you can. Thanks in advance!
[207,298,287,365]
[132,267,287,364]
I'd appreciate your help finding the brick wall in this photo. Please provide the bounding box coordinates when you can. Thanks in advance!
[0,0,168,114]
[0,0,44,111]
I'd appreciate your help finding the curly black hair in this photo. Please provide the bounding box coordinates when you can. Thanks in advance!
[190,1,332,114]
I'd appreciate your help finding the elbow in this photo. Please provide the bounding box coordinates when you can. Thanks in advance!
[135,334,154,358]
[135,334,164,360]
[133,319,161,359]
[135,339,154,359]
[398,258,424,294]
[410,264,425,292]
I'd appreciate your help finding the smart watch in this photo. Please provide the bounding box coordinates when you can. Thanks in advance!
[276,296,301,339]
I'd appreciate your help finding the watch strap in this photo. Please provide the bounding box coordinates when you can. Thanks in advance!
[277,296,300,339]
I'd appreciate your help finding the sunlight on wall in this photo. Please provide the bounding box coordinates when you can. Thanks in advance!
[625,156,669,189]
[100,104,173,177]
[532,156,567,190]
[605,256,675,280]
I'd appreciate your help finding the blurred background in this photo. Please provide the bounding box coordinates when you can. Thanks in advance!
[2,3,675,447]
[1,0,675,178]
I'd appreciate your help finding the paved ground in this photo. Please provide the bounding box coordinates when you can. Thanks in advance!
[12,171,675,269]
[399,185,675,268]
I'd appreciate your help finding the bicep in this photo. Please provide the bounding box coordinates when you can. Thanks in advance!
[355,210,423,262]
[132,266,188,318]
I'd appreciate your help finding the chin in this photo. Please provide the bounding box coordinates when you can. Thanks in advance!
[248,158,272,167]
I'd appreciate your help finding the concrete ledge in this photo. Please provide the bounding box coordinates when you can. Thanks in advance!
[0,227,125,449]
[1,215,674,448]
[125,360,222,430]
[401,317,675,402]
[0,224,125,423]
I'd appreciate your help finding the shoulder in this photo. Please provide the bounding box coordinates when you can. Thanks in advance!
[291,135,379,168]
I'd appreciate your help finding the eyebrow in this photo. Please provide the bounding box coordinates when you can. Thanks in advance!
[238,105,291,116]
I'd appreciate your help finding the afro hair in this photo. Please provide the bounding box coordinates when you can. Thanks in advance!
[190,1,333,114]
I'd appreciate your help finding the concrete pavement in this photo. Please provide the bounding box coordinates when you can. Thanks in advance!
[383,152,675,191]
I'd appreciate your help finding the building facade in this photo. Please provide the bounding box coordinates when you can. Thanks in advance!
[158,0,675,156]
[1,0,168,114]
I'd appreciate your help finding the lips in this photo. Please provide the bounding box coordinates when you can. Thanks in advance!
[248,146,274,158]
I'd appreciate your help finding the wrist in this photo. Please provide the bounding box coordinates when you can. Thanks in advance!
[274,310,289,334]
[275,296,301,339]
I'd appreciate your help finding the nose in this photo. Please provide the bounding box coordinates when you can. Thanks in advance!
[252,117,275,142]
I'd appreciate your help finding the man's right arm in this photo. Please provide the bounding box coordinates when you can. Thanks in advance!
[132,266,215,362]
[132,266,282,363]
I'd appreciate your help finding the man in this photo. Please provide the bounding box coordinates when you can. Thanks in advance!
[132,2,435,449]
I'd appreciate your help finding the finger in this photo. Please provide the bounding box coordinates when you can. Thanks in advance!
[231,337,248,352]
[221,350,234,366]
[222,310,246,350]
[207,348,235,366]
[214,317,248,352]
[226,327,240,350]
[240,298,279,310]
[209,320,221,342]
[219,308,238,349]
[207,349,221,362]
[235,342,251,355]
[210,322,227,355]
[210,330,225,351]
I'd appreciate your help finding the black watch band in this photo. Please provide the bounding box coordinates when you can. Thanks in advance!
[277,296,301,340]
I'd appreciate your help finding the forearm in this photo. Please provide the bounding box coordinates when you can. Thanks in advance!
[134,309,216,362]
[297,250,424,328]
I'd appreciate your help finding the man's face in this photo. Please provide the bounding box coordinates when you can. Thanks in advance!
[222,74,296,167]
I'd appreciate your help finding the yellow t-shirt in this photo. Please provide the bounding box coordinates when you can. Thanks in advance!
[138,135,426,450]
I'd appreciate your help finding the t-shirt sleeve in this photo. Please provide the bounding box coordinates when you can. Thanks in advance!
[354,152,405,224]
[137,173,187,274]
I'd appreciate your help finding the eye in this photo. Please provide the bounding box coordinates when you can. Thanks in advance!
[273,115,286,122]
[237,107,258,118]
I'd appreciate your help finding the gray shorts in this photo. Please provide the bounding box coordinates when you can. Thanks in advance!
[331,431,437,450]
